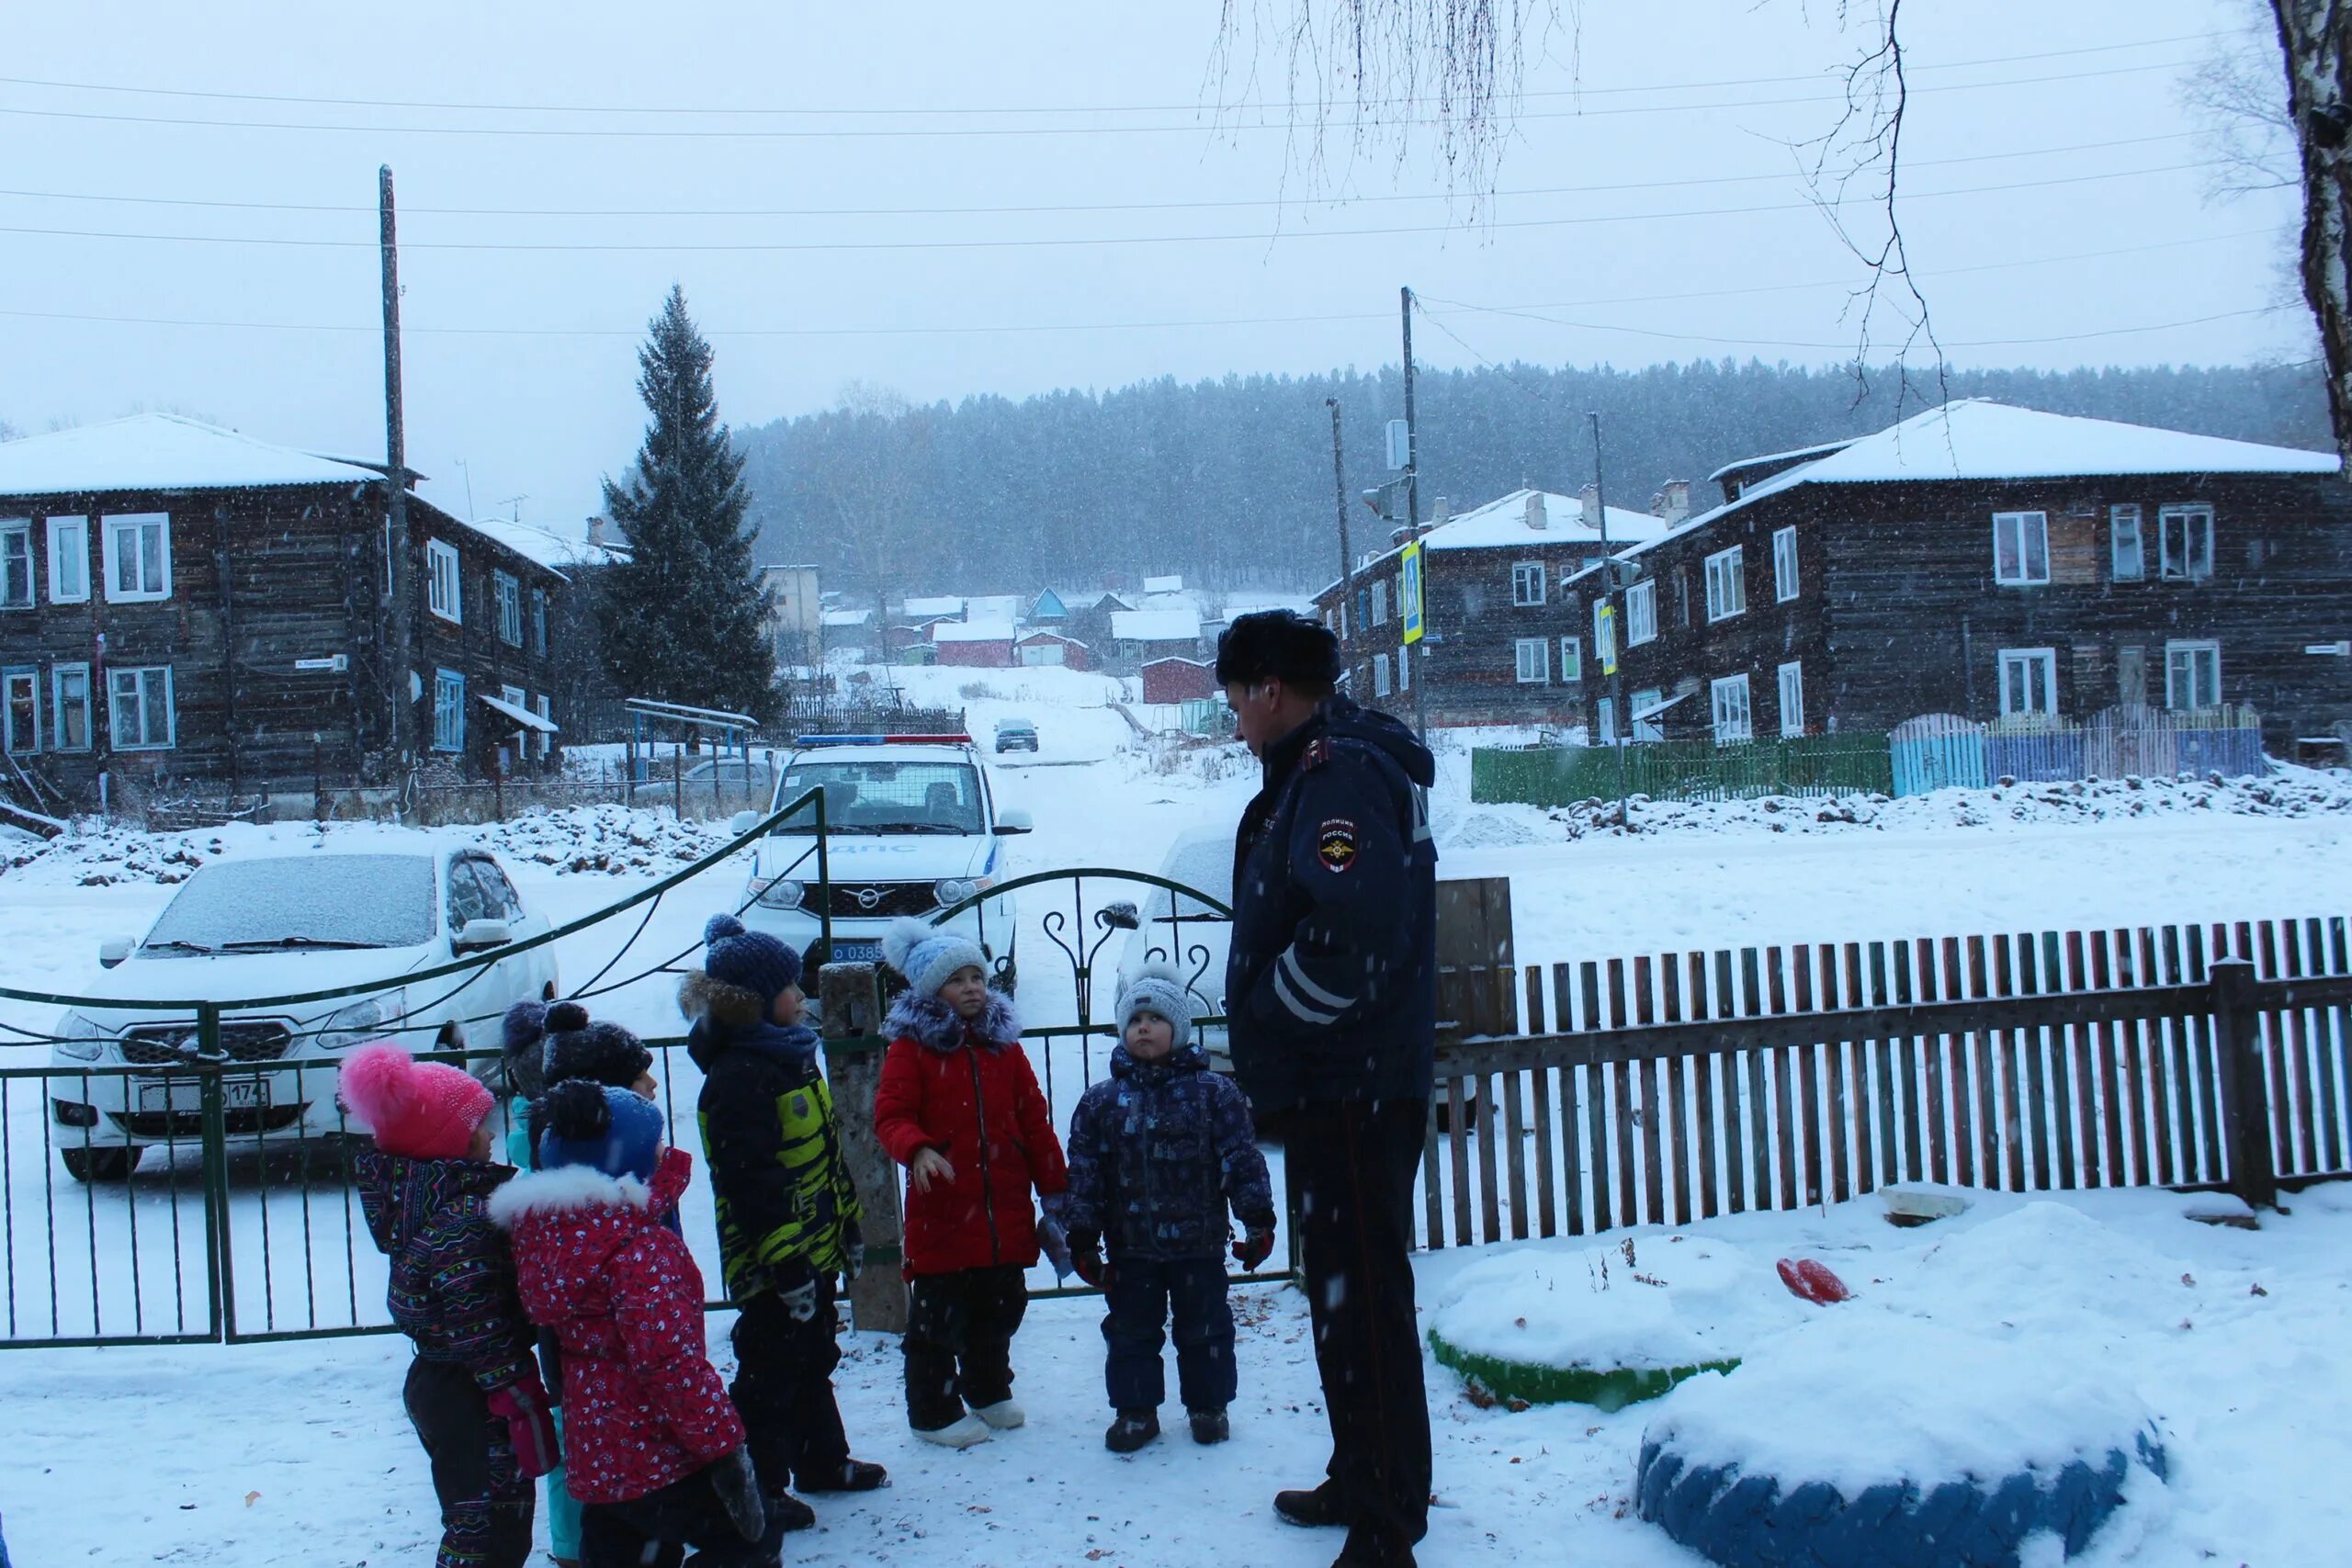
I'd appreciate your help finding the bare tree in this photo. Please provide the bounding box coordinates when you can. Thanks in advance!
[808,381,935,638]
[2185,6,2299,198]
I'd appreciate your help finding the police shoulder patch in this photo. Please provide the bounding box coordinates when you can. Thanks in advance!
[1317,817,1359,873]
[1300,737,1332,772]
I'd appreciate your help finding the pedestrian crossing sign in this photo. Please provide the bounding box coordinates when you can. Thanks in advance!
[1400,541,1425,645]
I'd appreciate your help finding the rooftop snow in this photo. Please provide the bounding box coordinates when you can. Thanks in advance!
[822,607,873,627]
[1112,608,1201,642]
[932,618,1017,643]
[964,593,1023,620]
[1142,574,1184,593]
[901,595,964,619]
[461,517,628,573]
[0,413,389,497]
[1320,489,1672,599]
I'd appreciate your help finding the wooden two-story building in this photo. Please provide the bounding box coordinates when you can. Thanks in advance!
[1312,488,1671,726]
[0,414,571,813]
[1558,400,2352,748]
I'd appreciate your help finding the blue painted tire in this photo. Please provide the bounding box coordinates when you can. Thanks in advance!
[1634,1425,2166,1568]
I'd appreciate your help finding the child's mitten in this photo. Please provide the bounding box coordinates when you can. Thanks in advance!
[487,1373,560,1479]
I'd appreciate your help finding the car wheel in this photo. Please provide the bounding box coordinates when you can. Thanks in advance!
[62,1146,136,1182]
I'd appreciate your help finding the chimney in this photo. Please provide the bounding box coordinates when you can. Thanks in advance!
[1431,496,1451,533]
[1578,482,1600,523]
[1650,479,1692,525]
[586,514,606,548]
[1524,491,1545,531]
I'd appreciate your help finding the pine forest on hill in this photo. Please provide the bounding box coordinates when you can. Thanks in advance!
[735,358,2329,601]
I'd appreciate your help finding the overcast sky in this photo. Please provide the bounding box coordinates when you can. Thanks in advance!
[0,0,2304,532]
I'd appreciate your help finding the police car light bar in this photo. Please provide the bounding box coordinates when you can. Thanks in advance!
[794,733,974,746]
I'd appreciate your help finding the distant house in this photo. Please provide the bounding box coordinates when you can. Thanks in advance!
[1142,573,1184,596]
[932,618,1017,668]
[1015,629,1091,671]
[1110,607,1203,671]
[467,514,630,745]
[1027,588,1070,626]
[1312,487,1671,726]
[1142,657,1217,705]
[1559,400,2352,748]
[0,414,569,807]
[758,563,823,670]
[964,593,1022,624]
[820,604,873,660]
[901,593,964,623]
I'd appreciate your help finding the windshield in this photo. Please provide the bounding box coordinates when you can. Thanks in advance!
[772,759,984,835]
[141,855,439,953]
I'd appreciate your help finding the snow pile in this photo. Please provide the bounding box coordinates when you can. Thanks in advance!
[1647,1314,2160,1498]
[1,821,226,886]
[1891,1202,2196,1338]
[470,806,741,875]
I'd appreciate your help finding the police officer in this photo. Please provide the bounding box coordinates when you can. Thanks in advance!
[1216,611,1436,1568]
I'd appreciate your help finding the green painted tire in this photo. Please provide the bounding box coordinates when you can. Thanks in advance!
[1428,1325,1738,1414]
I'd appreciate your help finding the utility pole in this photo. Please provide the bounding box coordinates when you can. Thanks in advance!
[1328,398,1354,660]
[379,164,415,770]
[1400,286,1427,741]
[1590,410,1627,824]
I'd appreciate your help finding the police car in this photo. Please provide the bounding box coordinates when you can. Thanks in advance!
[732,733,1028,988]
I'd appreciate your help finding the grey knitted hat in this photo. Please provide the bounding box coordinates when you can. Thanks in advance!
[1115,963,1194,1053]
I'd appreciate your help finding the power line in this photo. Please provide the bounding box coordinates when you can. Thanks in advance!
[1425,297,2284,355]
[0,57,2207,141]
[0,161,2226,254]
[0,132,2201,221]
[0,30,2236,120]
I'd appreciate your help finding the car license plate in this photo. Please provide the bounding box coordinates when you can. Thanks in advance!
[138,1079,268,1114]
[830,940,882,964]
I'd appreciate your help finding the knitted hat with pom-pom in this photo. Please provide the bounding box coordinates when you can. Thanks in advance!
[536,1078,664,1184]
[700,914,802,1009]
[539,1000,653,1091]
[1114,963,1195,1054]
[500,999,549,1100]
[882,917,989,1001]
[339,1040,495,1161]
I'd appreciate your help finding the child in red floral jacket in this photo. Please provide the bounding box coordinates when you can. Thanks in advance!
[875,919,1071,1450]
[492,1079,779,1568]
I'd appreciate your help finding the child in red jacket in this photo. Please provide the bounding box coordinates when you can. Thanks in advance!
[875,919,1071,1449]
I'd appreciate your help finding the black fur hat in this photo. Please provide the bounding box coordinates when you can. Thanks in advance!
[1213,609,1340,691]
[538,999,653,1091]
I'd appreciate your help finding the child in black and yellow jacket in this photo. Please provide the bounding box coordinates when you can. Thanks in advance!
[681,914,887,1529]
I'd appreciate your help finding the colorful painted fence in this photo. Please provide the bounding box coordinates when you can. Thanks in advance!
[1892,706,2265,797]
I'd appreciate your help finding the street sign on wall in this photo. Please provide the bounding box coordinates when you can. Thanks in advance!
[1400,541,1425,645]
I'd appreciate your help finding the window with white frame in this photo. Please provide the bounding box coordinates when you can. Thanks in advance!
[426,538,462,623]
[2165,639,2222,709]
[1595,696,1616,744]
[1997,648,2059,716]
[494,571,524,646]
[48,517,89,604]
[2158,504,2213,581]
[432,669,466,751]
[1992,511,2050,586]
[107,665,175,750]
[0,521,29,609]
[1371,581,1389,626]
[1626,580,1657,646]
[1710,673,1753,743]
[1373,653,1391,696]
[1510,560,1547,607]
[1772,525,1800,603]
[1397,645,1410,691]
[1514,637,1549,683]
[1592,599,1615,669]
[101,513,171,602]
[1559,635,1582,684]
[1631,688,1665,742]
[534,694,554,757]
[2,668,37,753]
[51,662,91,751]
[1703,546,1746,622]
[531,589,549,656]
[1778,660,1804,738]
[2109,504,2144,581]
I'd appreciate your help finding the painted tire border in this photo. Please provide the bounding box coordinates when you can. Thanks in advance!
[1427,1325,1740,1413]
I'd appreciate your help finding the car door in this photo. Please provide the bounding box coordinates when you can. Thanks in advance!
[465,854,556,1009]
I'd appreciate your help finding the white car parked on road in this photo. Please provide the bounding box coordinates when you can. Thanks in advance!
[45,849,559,1181]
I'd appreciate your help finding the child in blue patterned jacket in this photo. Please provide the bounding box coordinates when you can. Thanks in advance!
[1064,964,1277,1454]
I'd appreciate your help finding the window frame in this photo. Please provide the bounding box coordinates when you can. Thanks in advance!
[1772,525,1800,603]
[1595,695,1616,745]
[2,665,39,753]
[1778,660,1804,738]
[1992,511,2051,587]
[1,519,34,609]
[2158,503,2214,582]
[2109,503,2144,582]
[1710,673,1754,745]
[534,694,554,757]
[100,512,173,603]
[1373,652,1392,696]
[1510,560,1547,608]
[531,588,549,656]
[1996,647,2059,716]
[1513,636,1549,684]
[1371,580,1389,626]
[494,570,525,647]
[1592,599,1616,669]
[432,668,467,753]
[425,538,463,624]
[51,660,93,752]
[1630,688,1665,743]
[1558,635,1582,685]
[1625,579,1657,646]
[1703,545,1746,623]
[107,664,176,750]
[47,516,90,604]
[2163,638,2222,710]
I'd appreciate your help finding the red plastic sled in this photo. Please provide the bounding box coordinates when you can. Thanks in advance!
[1776,1257,1852,1304]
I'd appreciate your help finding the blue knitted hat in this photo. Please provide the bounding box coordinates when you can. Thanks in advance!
[536,1080,664,1184]
[882,917,989,1001]
[701,914,803,1007]
[1115,963,1194,1053]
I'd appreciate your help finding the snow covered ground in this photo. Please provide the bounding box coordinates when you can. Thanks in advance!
[4,690,2349,1564]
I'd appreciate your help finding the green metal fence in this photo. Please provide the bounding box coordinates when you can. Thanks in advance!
[1472,734,1894,808]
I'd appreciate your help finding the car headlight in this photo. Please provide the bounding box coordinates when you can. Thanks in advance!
[934,874,994,908]
[55,1010,109,1062]
[315,989,409,1053]
[752,877,805,909]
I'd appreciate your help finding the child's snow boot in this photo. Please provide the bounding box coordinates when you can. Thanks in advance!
[1105,1409,1160,1453]
[914,1414,992,1450]
[1188,1408,1230,1445]
[969,1398,1025,1430]
[765,1492,818,1532]
[798,1458,890,1493]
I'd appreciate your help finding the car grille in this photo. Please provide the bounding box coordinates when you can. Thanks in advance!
[111,1106,307,1139]
[119,1021,295,1065]
[816,882,940,918]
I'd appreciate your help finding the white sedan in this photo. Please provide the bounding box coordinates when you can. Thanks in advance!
[44,849,558,1181]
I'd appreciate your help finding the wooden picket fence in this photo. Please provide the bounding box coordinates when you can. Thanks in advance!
[1889,706,2266,797]
[1417,915,2352,1247]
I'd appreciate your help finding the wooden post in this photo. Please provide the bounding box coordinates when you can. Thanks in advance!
[2209,959,2277,1210]
[819,961,908,1334]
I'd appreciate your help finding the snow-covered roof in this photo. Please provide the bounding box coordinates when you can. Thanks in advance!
[821,607,872,627]
[477,691,559,733]
[1112,609,1201,642]
[0,412,388,497]
[964,593,1022,621]
[463,517,629,573]
[1317,489,1670,601]
[1142,574,1184,594]
[1223,596,1315,619]
[932,618,1017,644]
[1706,437,1858,485]
[1016,628,1088,648]
[901,594,964,619]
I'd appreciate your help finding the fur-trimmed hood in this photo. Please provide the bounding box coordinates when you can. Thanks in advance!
[489,1144,692,1229]
[886,988,1019,1053]
[678,970,764,1032]
[679,971,821,1074]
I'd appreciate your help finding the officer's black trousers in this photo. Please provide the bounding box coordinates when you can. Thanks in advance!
[1291,1096,1431,1562]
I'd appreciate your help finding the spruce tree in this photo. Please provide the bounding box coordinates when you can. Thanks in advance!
[596,285,776,719]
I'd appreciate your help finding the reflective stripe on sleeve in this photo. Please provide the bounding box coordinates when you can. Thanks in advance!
[1280,947,1356,1011]
[1272,962,1342,1025]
